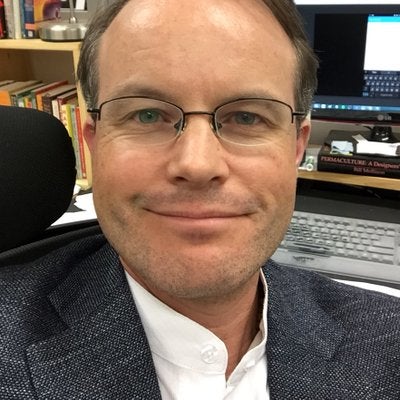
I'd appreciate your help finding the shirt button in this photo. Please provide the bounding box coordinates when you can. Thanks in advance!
[245,359,256,371]
[200,344,218,364]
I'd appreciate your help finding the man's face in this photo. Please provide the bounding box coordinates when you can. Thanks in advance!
[85,0,310,301]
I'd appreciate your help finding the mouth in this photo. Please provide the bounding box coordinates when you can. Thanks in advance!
[148,209,245,219]
[144,208,249,236]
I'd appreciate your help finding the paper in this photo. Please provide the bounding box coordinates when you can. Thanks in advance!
[356,141,400,157]
[52,193,97,226]
[331,140,354,155]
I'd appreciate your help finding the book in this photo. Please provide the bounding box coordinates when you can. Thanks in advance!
[61,102,82,179]
[0,80,40,105]
[0,0,6,38]
[0,79,14,87]
[23,0,61,38]
[41,83,75,114]
[31,79,68,110]
[18,0,24,37]
[3,0,20,38]
[74,105,87,179]
[5,0,23,38]
[10,81,43,107]
[317,130,400,179]
[51,88,77,119]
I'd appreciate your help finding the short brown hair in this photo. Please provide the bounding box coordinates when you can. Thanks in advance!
[77,0,318,115]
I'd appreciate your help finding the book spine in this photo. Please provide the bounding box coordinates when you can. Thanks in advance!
[41,94,53,114]
[60,103,71,136]
[8,0,22,39]
[51,97,60,119]
[3,0,14,38]
[23,0,34,38]
[0,1,6,38]
[318,154,400,179]
[36,91,45,110]
[0,90,12,105]
[23,93,33,108]
[69,104,83,179]
[56,91,77,121]
[10,93,17,106]
[17,94,26,107]
[18,0,24,38]
[75,105,87,179]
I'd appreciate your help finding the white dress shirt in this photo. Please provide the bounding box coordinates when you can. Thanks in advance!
[125,271,270,399]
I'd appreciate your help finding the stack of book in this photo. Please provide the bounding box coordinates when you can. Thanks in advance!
[0,79,87,180]
[317,130,400,179]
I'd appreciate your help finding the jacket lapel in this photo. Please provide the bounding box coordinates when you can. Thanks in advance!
[26,242,162,400]
[264,260,346,399]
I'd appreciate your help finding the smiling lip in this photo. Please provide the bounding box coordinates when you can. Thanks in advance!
[146,209,246,219]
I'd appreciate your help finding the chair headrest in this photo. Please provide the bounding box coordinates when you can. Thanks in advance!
[0,106,76,252]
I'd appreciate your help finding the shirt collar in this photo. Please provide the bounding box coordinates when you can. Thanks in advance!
[125,270,268,375]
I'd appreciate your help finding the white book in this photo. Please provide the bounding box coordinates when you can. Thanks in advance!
[11,0,21,39]
[3,0,15,38]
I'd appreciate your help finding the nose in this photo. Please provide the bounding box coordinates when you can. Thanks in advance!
[166,114,229,187]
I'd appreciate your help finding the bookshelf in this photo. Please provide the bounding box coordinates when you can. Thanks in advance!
[0,39,91,189]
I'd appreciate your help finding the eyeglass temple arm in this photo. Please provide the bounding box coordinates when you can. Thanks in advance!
[87,108,101,121]
[292,111,306,123]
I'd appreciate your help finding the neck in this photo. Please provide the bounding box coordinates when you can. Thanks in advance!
[126,265,263,377]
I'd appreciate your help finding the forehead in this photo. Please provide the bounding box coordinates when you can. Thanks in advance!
[97,0,297,105]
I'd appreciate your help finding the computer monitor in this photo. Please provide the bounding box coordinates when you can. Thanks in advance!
[296,2,400,135]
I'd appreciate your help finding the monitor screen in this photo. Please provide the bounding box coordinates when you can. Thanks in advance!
[297,3,400,125]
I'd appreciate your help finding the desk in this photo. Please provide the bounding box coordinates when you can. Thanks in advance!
[298,170,400,192]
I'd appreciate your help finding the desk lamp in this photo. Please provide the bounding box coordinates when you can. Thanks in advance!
[39,0,87,42]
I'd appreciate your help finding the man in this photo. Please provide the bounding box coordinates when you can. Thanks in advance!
[1,0,400,399]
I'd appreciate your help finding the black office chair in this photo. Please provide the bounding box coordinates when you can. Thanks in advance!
[0,106,100,265]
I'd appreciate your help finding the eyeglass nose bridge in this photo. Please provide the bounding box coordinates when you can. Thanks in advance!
[177,110,219,137]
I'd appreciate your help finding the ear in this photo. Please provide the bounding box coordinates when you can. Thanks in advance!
[295,118,311,167]
[83,116,96,153]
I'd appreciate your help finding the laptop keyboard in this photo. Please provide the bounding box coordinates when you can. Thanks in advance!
[272,210,400,284]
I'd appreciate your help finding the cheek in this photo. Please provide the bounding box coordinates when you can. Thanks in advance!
[91,137,161,193]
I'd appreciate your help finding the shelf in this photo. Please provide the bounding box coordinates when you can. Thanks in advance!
[0,39,81,83]
[298,169,400,191]
[0,39,81,51]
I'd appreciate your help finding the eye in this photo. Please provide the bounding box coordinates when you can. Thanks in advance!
[137,109,161,124]
[234,112,259,125]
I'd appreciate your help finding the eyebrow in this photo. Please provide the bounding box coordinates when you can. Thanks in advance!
[103,84,172,103]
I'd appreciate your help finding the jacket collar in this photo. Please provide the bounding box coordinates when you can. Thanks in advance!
[26,238,162,400]
[263,260,345,359]
[263,260,348,398]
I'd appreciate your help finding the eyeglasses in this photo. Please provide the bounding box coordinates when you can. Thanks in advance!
[88,96,305,146]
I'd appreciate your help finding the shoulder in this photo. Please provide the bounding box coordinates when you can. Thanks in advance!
[264,261,400,397]
[264,260,400,330]
[0,234,111,302]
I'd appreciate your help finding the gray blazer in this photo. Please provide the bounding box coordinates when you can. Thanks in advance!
[1,235,400,399]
